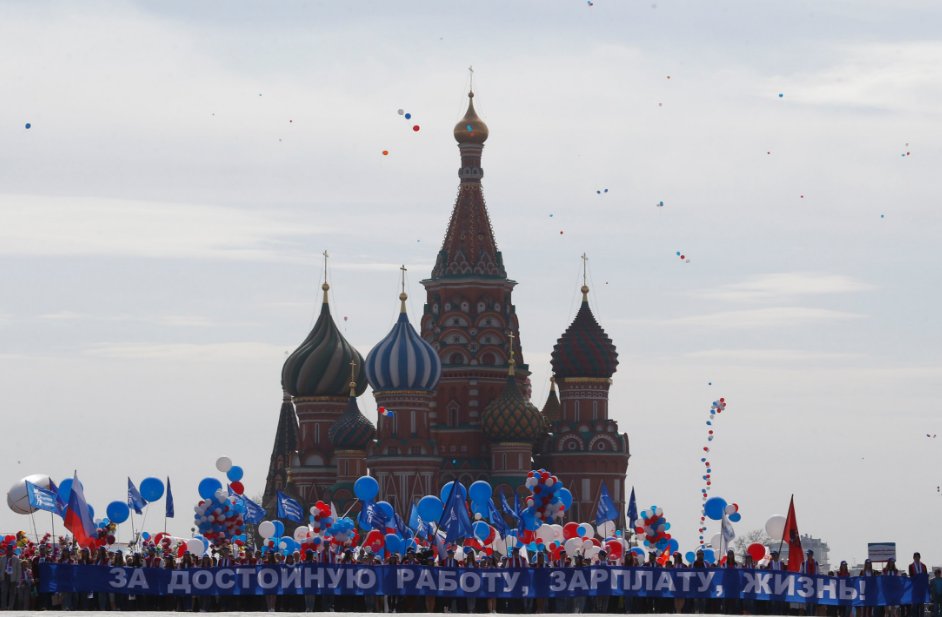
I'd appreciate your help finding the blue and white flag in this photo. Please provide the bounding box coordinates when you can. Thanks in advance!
[240,495,267,525]
[595,482,618,526]
[439,481,472,542]
[394,512,412,539]
[487,498,507,537]
[500,492,519,522]
[26,481,60,515]
[276,491,304,523]
[165,477,174,519]
[47,480,67,517]
[127,478,147,515]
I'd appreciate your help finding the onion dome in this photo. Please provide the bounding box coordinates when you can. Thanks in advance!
[454,91,489,144]
[365,290,442,392]
[328,371,376,450]
[282,282,367,398]
[551,285,619,379]
[482,344,545,444]
[541,377,562,424]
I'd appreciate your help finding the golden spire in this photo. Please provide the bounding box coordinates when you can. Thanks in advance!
[348,360,357,397]
[506,330,516,376]
[580,252,590,301]
[399,264,408,313]
[321,249,330,304]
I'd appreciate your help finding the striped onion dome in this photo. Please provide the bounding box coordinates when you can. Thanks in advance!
[550,285,618,379]
[282,283,367,398]
[328,381,376,450]
[365,292,442,392]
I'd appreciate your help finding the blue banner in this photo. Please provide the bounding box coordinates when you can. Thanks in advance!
[26,481,60,515]
[39,564,929,606]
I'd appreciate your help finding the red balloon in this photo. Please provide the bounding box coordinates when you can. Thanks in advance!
[747,543,767,562]
[563,522,580,540]
[231,481,245,495]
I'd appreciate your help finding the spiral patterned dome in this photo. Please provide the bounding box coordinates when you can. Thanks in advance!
[282,284,367,398]
[550,286,618,379]
[328,394,376,450]
[482,375,546,444]
[365,294,442,392]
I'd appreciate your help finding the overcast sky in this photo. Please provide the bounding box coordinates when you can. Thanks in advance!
[2,0,941,566]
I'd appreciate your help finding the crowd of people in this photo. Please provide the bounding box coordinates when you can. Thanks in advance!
[2,534,940,616]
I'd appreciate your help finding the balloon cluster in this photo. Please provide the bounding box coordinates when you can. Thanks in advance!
[193,458,247,547]
[696,397,728,544]
[324,516,357,547]
[308,500,333,534]
[633,505,678,562]
[520,469,570,530]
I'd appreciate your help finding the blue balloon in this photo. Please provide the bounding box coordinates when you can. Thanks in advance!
[139,477,164,502]
[439,481,467,503]
[703,496,728,521]
[376,501,395,521]
[385,534,403,554]
[226,466,244,482]
[354,476,379,501]
[729,512,742,523]
[106,501,130,524]
[473,521,490,542]
[470,500,488,516]
[197,477,222,500]
[416,495,443,523]
[703,548,716,564]
[57,478,73,503]
[468,480,492,503]
[685,551,696,564]
[557,488,573,509]
[667,539,679,554]
[273,520,285,538]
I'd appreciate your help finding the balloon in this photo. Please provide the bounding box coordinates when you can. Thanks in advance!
[729,512,742,523]
[230,481,244,495]
[564,537,582,555]
[139,477,164,502]
[685,551,696,564]
[473,521,490,542]
[57,478,73,504]
[605,540,623,560]
[468,481,492,503]
[439,481,467,503]
[293,526,311,542]
[273,520,285,538]
[557,488,573,509]
[354,476,379,501]
[6,474,53,515]
[385,534,403,555]
[747,543,767,562]
[186,538,204,555]
[197,477,223,500]
[106,501,130,524]
[215,457,233,473]
[703,497,728,521]
[578,523,594,539]
[226,466,244,482]
[417,495,444,523]
[563,522,580,540]
[703,548,716,564]
[258,521,276,539]
[765,515,786,539]
[376,501,394,521]
[597,521,615,538]
[724,504,737,516]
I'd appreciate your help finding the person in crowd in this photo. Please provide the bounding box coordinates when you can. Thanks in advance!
[930,568,942,617]
[801,549,819,616]
[884,558,901,617]
[910,553,928,617]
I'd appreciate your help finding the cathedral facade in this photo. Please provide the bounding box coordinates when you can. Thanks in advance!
[263,90,630,526]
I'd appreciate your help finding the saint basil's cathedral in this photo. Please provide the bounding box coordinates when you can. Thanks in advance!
[263,89,630,525]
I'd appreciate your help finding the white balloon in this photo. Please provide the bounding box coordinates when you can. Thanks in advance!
[710,533,723,551]
[578,523,594,538]
[186,538,204,555]
[597,521,615,538]
[6,474,53,515]
[215,457,233,473]
[584,546,601,561]
[550,524,564,542]
[765,515,787,540]
[258,520,276,539]
[492,536,507,556]
[564,537,582,555]
[725,504,737,516]
[293,526,311,542]
[454,547,466,562]
[535,526,554,542]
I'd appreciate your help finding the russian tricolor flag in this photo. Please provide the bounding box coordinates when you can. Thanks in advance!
[64,471,97,548]
[378,406,395,417]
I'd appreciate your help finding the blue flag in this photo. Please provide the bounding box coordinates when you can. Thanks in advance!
[276,491,304,523]
[439,480,472,542]
[240,495,266,525]
[127,478,146,515]
[595,482,618,526]
[408,503,420,531]
[487,498,507,537]
[47,480,67,518]
[363,501,389,530]
[626,486,638,530]
[394,512,412,539]
[500,492,519,522]
[165,477,174,519]
[415,516,429,540]
[26,482,60,515]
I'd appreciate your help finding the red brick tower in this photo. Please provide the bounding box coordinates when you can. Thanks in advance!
[544,264,630,524]
[420,89,530,487]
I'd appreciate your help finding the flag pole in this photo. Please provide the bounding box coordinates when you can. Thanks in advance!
[340,498,360,519]
[776,494,792,557]
[29,509,40,543]
[50,512,55,543]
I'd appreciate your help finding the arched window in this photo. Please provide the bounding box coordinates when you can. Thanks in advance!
[449,352,464,365]
[481,352,496,366]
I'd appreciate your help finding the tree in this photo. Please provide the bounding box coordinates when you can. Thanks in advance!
[731,528,773,557]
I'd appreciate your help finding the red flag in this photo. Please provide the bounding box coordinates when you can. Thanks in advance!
[782,495,803,572]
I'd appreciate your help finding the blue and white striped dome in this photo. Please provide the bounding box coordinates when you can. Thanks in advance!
[365,296,442,392]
